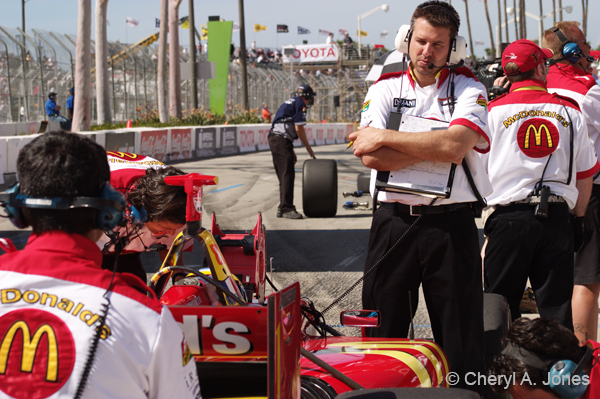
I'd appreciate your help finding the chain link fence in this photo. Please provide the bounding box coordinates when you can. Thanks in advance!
[0,26,374,125]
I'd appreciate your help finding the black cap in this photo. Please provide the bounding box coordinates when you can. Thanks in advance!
[48,92,57,99]
[297,84,316,97]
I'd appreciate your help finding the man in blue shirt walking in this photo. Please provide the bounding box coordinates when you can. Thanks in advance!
[45,92,71,131]
[66,88,74,120]
[269,84,316,219]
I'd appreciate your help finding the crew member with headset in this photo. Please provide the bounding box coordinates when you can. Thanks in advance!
[483,39,598,331]
[66,87,74,120]
[489,317,599,399]
[542,22,600,345]
[349,1,491,392]
[97,151,190,283]
[45,92,71,131]
[268,83,316,219]
[0,132,201,398]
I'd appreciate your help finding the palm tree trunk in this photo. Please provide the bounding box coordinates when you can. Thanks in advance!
[169,0,182,118]
[73,0,91,131]
[513,0,519,39]
[463,0,476,61]
[552,0,556,25]
[484,0,496,59]
[497,0,502,46]
[522,0,527,38]
[95,0,111,124]
[504,0,509,42]
[582,0,588,38]
[558,0,563,22]
[157,0,169,122]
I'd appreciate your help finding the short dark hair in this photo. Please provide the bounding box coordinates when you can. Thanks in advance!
[504,61,537,83]
[18,131,110,235]
[126,166,187,225]
[489,317,587,395]
[411,1,460,40]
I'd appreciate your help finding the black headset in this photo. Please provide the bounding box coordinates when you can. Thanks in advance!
[0,182,127,231]
[502,342,595,398]
[549,27,594,64]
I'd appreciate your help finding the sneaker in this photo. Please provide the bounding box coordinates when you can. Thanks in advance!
[277,208,282,218]
[281,209,303,219]
[519,287,538,314]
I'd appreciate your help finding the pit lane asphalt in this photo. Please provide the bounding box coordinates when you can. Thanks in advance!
[0,143,538,339]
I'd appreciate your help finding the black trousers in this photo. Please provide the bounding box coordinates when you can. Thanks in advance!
[575,185,600,284]
[102,252,147,283]
[484,203,574,330]
[362,204,485,391]
[268,134,295,213]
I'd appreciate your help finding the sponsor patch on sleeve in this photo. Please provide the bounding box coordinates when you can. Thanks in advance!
[476,94,488,108]
[361,100,371,112]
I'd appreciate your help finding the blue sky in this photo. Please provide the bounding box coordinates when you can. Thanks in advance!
[1,0,598,58]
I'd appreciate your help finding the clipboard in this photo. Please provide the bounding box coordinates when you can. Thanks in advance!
[375,112,456,198]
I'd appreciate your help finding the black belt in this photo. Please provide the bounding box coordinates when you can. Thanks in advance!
[379,201,470,216]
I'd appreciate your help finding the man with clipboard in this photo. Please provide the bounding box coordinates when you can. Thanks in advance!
[349,1,491,392]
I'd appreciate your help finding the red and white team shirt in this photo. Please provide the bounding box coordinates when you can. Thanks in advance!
[98,152,189,254]
[485,80,599,208]
[360,65,492,205]
[546,64,600,183]
[0,232,201,399]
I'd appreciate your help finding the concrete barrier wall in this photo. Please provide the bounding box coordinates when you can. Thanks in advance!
[0,123,354,186]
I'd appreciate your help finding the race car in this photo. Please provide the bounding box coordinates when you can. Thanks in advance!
[149,173,505,399]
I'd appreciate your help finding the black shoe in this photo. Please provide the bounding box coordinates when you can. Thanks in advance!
[281,209,303,219]
[277,209,282,218]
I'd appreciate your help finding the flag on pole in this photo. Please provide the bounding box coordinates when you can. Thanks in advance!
[233,23,240,32]
[298,26,311,34]
[200,25,208,40]
[475,40,484,46]
[319,29,331,35]
[126,17,139,27]
[181,20,190,29]
[339,29,348,36]
[254,24,267,32]
[357,30,367,37]
[155,18,159,28]
[277,24,289,33]
[380,30,389,38]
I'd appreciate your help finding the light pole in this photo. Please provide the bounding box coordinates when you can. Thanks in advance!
[357,4,389,58]
[507,5,572,45]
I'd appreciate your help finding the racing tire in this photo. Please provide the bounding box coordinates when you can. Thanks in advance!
[300,376,337,399]
[483,292,511,399]
[302,159,337,218]
[336,388,480,398]
[357,172,370,193]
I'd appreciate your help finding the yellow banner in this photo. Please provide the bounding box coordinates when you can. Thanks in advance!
[357,30,367,37]
[254,24,267,33]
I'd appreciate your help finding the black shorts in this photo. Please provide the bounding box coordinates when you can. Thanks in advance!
[575,185,600,285]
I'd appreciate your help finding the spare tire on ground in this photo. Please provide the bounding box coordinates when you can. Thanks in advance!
[483,292,511,399]
[302,159,337,218]
[357,172,370,193]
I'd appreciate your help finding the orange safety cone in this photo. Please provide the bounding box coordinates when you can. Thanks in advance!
[126,119,132,128]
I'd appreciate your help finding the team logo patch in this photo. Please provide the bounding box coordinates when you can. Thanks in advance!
[476,94,488,108]
[182,338,192,366]
[517,118,560,158]
[0,309,76,399]
[394,98,416,109]
[361,100,371,112]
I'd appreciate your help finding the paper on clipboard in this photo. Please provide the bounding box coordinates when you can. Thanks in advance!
[377,114,455,197]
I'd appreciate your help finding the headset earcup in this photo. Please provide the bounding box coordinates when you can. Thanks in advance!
[563,42,582,63]
[395,25,412,53]
[449,36,467,64]
[98,184,126,231]
[5,184,28,229]
[548,360,589,399]
[131,205,148,225]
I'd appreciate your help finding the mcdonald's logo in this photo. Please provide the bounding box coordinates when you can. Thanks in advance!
[0,309,75,399]
[517,118,560,159]
[107,151,144,160]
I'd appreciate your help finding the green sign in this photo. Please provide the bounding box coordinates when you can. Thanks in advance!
[207,21,233,115]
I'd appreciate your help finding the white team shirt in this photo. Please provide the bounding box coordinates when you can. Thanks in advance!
[485,80,600,209]
[360,64,492,205]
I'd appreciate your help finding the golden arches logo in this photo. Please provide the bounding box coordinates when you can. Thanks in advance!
[0,321,58,382]
[107,151,138,159]
[523,123,553,149]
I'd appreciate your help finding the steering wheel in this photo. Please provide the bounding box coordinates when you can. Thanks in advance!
[148,266,247,306]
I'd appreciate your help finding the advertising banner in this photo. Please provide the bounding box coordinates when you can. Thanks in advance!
[221,126,238,155]
[304,124,315,146]
[325,127,336,145]
[140,130,168,162]
[282,44,339,64]
[336,126,346,144]
[195,127,217,158]
[315,126,326,146]
[257,126,270,151]
[238,126,256,153]
[171,128,193,160]
[346,123,354,143]
[105,132,135,153]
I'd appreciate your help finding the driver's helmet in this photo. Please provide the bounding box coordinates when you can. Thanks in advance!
[296,84,317,106]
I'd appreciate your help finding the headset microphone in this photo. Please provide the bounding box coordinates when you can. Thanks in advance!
[427,60,465,70]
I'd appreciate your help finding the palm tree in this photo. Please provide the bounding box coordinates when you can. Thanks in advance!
[95,0,111,124]
[169,0,182,118]
[513,0,518,40]
[552,0,556,25]
[504,0,509,42]
[582,0,588,37]
[463,0,476,61]
[484,0,496,58]
[558,0,563,22]
[73,0,91,131]
[157,0,169,122]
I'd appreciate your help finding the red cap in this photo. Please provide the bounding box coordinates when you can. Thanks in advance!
[501,39,554,76]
